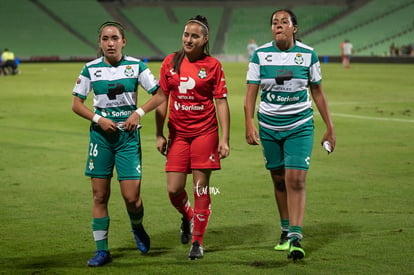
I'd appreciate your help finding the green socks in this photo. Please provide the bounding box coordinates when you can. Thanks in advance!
[127,208,144,230]
[288,225,303,240]
[92,216,110,251]
[281,219,290,232]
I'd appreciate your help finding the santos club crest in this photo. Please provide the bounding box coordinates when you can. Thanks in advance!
[124,65,134,77]
[294,53,304,65]
[198,68,207,79]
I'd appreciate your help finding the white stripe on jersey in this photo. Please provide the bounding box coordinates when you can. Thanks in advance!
[259,100,311,116]
[89,65,140,82]
[260,78,309,93]
[259,116,313,131]
[256,51,313,67]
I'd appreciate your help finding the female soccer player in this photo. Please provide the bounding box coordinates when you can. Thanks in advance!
[244,9,336,261]
[155,15,230,260]
[72,21,166,267]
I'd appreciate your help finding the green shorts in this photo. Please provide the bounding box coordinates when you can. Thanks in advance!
[85,123,142,180]
[259,120,314,171]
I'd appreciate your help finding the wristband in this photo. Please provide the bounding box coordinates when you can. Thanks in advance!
[92,114,102,123]
[136,107,145,117]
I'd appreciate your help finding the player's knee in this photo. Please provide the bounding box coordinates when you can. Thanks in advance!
[271,169,286,192]
[93,192,110,205]
[122,195,141,207]
[274,179,286,192]
[287,178,306,191]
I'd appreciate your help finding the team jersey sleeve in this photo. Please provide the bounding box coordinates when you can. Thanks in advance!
[138,61,160,94]
[213,61,228,99]
[246,63,261,85]
[309,51,322,85]
[72,65,91,100]
[159,58,171,96]
[246,50,261,85]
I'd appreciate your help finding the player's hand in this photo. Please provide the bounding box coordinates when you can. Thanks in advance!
[321,131,336,153]
[245,125,260,145]
[124,112,141,131]
[156,135,168,156]
[97,117,117,133]
[218,141,230,159]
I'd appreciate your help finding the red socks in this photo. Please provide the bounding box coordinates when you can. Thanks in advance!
[169,190,211,246]
[169,191,193,221]
[192,192,211,246]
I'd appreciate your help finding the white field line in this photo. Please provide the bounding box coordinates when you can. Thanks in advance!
[330,113,414,123]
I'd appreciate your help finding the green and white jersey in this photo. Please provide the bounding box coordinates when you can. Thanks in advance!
[73,55,159,121]
[247,40,321,131]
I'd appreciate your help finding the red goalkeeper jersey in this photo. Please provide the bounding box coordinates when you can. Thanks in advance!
[160,54,228,137]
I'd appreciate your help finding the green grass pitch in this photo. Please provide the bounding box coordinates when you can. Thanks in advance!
[0,61,413,274]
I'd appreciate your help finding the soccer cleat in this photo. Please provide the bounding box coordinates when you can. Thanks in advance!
[188,240,204,260]
[274,231,290,251]
[180,217,193,244]
[287,238,305,261]
[87,250,112,267]
[132,224,150,253]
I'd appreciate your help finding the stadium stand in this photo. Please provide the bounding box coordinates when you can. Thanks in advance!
[0,0,93,59]
[226,4,346,56]
[120,5,224,56]
[0,0,412,61]
[304,0,414,56]
[37,0,158,58]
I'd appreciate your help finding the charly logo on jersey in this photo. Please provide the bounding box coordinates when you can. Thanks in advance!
[294,53,304,65]
[94,70,102,78]
[124,65,134,77]
[198,68,207,79]
[265,54,273,62]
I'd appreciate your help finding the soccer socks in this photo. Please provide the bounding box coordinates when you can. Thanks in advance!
[288,225,303,241]
[281,219,289,234]
[127,207,144,230]
[129,207,150,253]
[169,190,211,246]
[192,192,211,246]
[92,216,110,251]
[169,191,194,221]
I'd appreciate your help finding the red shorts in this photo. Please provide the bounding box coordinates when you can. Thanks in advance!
[166,131,220,173]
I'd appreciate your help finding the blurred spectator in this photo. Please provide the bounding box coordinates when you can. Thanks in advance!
[400,44,412,56]
[0,48,18,75]
[246,39,258,60]
[389,43,414,57]
[340,39,353,68]
[389,43,398,56]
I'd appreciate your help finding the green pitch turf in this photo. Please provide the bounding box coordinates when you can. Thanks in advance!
[0,62,413,274]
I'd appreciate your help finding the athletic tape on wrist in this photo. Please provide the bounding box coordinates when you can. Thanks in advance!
[92,114,102,123]
[136,107,145,117]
